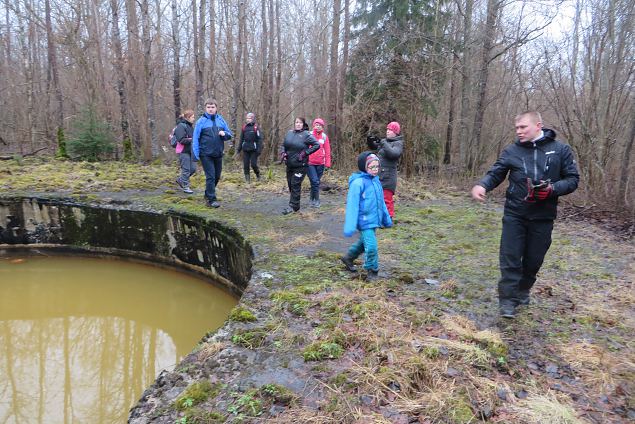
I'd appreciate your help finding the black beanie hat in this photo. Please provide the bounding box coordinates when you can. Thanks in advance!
[357,151,379,172]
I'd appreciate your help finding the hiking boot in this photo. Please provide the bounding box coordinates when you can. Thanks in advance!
[365,269,379,282]
[244,174,251,183]
[340,256,358,273]
[281,207,296,215]
[182,186,194,194]
[256,174,261,181]
[499,303,516,319]
[518,290,531,306]
[206,200,220,208]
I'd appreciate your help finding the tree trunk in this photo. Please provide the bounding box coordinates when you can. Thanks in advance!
[268,0,277,162]
[273,0,282,156]
[109,0,131,156]
[232,3,245,130]
[617,105,635,207]
[171,0,181,120]
[45,0,63,132]
[141,0,156,159]
[458,0,473,167]
[328,0,341,150]
[208,0,216,98]
[336,0,350,168]
[125,0,144,156]
[193,0,202,113]
[444,49,459,165]
[259,0,271,161]
[88,0,111,122]
[468,0,498,172]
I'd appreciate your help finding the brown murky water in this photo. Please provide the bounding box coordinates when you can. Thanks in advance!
[0,256,237,424]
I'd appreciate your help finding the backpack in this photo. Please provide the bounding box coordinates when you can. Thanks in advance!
[169,124,179,148]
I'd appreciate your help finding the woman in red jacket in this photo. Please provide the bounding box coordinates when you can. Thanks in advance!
[307,118,331,208]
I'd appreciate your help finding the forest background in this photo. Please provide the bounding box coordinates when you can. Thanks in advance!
[1,0,634,215]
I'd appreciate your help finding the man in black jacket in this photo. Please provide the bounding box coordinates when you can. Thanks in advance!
[471,111,580,318]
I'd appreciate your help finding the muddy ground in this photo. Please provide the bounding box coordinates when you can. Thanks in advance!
[1,158,633,423]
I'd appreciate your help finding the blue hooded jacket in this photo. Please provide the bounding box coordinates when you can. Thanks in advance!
[343,172,392,237]
[192,113,233,160]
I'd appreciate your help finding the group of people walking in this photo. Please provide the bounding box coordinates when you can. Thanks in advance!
[171,104,579,319]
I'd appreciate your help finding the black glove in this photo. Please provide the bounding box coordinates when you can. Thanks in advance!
[278,151,288,164]
[297,150,307,162]
[366,135,380,150]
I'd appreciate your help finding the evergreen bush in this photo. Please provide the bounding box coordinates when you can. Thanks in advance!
[67,105,115,161]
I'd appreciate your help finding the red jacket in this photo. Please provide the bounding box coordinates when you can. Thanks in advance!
[308,130,331,167]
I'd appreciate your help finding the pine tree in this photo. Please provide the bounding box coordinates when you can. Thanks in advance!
[67,105,115,162]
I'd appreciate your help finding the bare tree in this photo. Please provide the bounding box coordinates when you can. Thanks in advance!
[171,0,181,120]
[109,0,131,156]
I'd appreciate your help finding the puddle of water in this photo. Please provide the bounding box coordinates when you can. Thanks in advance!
[0,256,237,424]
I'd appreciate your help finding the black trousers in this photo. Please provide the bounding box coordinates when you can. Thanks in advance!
[286,166,307,211]
[199,155,223,201]
[499,214,553,305]
[242,150,260,177]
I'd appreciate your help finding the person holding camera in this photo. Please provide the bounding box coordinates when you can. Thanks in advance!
[471,111,579,318]
[280,117,320,215]
[368,121,404,219]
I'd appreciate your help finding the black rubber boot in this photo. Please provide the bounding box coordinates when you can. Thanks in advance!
[365,269,379,282]
[340,255,357,273]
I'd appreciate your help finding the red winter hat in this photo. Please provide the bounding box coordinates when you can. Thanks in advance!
[387,121,401,135]
[313,118,325,127]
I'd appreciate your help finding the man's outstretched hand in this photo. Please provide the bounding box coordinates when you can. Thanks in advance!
[471,185,487,202]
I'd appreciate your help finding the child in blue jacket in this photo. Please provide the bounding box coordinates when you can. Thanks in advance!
[192,98,233,208]
[341,151,393,281]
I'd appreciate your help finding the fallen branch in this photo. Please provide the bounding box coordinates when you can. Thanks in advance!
[0,146,48,160]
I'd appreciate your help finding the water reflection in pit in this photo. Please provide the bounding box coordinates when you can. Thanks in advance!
[0,256,237,424]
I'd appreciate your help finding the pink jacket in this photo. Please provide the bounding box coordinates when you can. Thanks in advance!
[308,130,331,167]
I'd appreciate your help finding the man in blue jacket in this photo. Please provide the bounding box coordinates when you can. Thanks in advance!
[341,151,393,281]
[471,111,580,318]
[192,99,233,208]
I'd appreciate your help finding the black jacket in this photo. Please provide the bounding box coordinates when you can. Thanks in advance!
[479,128,580,220]
[375,135,404,192]
[282,130,319,168]
[239,122,262,153]
[174,118,194,154]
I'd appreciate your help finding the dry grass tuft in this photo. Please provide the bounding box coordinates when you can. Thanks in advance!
[442,315,507,356]
[422,337,490,367]
[510,391,585,424]
[197,341,225,361]
[557,341,634,394]
[281,230,330,251]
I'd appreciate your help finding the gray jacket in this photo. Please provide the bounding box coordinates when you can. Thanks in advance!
[376,135,404,192]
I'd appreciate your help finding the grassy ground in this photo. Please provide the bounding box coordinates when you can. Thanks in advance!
[1,157,633,423]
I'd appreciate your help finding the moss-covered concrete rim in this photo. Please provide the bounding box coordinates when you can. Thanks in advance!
[0,194,254,296]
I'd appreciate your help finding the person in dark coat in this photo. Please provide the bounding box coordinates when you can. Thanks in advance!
[280,117,319,215]
[471,111,580,318]
[370,121,404,218]
[237,112,262,183]
[174,109,196,194]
